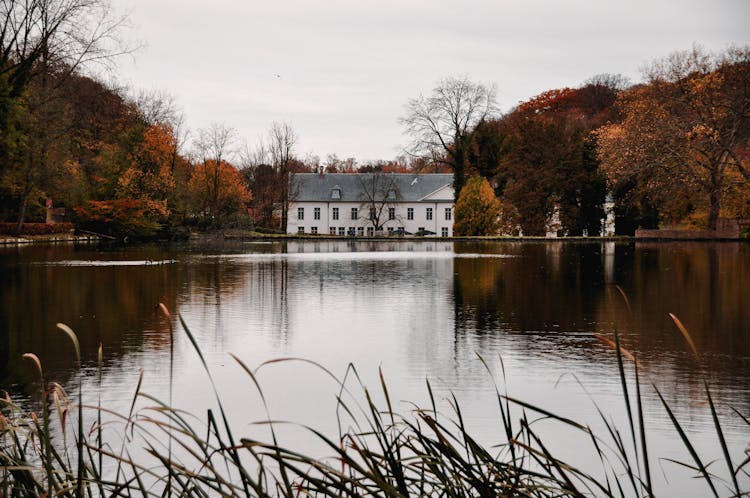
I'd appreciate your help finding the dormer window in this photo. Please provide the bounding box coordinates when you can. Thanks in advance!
[387,189,396,200]
[331,187,341,199]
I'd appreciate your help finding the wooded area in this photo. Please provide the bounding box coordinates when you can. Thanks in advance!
[1,0,747,239]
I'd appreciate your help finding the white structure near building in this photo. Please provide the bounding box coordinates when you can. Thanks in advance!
[287,173,455,236]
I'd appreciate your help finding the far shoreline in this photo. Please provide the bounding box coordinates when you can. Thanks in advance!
[3,230,749,247]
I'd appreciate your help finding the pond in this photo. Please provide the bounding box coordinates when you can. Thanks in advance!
[1,239,748,495]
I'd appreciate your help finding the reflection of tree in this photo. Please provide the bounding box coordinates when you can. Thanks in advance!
[453,242,605,337]
[450,241,750,413]
[0,244,254,394]
[0,246,182,390]
[600,242,750,365]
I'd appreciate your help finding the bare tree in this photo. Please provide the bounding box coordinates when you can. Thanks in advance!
[134,89,189,176]
[1,0,133,229]
[358,173,401,231]
[268,121,297,231]
[400,76,498,200]
[583,73,631,91]
[193,123,236,216]
[1,0,130,96]
[240,136,270,169]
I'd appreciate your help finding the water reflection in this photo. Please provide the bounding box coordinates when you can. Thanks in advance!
[1,240,748,495]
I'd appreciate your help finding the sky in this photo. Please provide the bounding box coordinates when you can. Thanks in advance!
[114,0,750,163]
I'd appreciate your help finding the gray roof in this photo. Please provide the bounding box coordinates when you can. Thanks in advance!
[294,173,454,202]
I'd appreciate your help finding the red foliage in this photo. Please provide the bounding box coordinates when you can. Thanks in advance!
[516,88,579,115]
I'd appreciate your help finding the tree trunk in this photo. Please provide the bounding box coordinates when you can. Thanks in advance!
[708,188,721,231]
[707,163,723,231]
[16,194,28,233]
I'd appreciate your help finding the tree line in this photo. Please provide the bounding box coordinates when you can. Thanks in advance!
[405,47,749,236]
[1,1,747,240]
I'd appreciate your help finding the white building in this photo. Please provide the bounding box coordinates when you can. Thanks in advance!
[287,173,455,236]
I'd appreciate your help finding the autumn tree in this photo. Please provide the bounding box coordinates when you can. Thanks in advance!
[454,175,502,236]
[497,82,620,235]
[187,160,251,218]
[0,0,131,228]
[401,76,498,200]
[597,45,750,230]
[467,119,506,192]
[115,122,178,220]
[192,123,237,218]
[72,91,187,237]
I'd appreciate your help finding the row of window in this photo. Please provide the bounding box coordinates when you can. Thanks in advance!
[297,226,452,237]
[297,206,451,221]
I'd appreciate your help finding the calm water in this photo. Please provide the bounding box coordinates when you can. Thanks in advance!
[1,240,749,495]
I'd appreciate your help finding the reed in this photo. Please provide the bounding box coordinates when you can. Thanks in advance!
[0,307,747,497]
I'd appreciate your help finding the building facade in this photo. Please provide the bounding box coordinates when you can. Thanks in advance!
[287,173,455,236]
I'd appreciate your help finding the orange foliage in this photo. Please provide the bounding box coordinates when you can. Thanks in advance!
[187,160,252,217]
[454,176,502,235]
[117,123,177,205]
[74,198,169,237]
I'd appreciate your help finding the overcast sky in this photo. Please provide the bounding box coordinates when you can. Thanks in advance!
[114,0,750,163]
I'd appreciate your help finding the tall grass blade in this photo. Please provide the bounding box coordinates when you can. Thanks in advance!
[634,357,653,497]
[57,323,86,498]
[158,303,174,498]
[704,380,740,496]
[97,343,103,478]
[615,285,632,315]
[654,384,719,497]
[669,313,699,360]
[613,331,642,497]
[22,353,52,498]
[177,313,256,497]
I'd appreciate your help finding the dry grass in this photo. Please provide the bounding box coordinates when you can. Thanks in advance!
[0,305,748,497]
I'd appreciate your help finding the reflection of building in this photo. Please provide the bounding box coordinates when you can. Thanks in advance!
[287,173,454,237]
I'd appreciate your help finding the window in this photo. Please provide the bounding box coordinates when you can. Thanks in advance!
[387,190,396,199]
[369,207,376,220]
[332,207,339,220]
[367,227,374,236]
[357,227,364,236]
[445,207,451,221]
[311,226,318,234]
[338,227,345,235]
[388,207,395,220]
[441,227,449,237]
[407,207,414,220]
[418,227,425,232]
[314,207,320,220]
[348,227,355,236]
[387,227,394,233]
[426,208,433,220]
[329,227,336,235]
[351,207,358,220]
[331,188,341,199]
[297,226,304,234]
[297,207,304,220]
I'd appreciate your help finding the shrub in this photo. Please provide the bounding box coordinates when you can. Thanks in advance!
[254,226,285,235]
[0,222,74,235]
[454,175,502,236]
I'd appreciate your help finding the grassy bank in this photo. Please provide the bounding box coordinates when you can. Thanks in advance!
[1,307,747,497]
